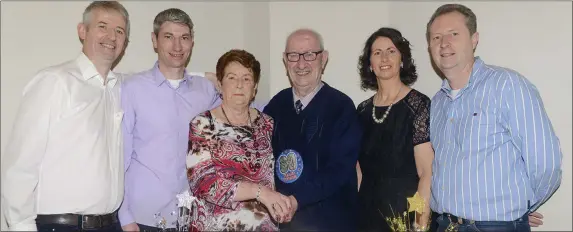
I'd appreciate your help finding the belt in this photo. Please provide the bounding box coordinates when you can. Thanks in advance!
[442,213,475,224]
[36,212,118,229]
[441,212,529,225]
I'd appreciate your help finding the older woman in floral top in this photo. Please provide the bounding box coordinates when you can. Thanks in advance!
[186,49,292,231]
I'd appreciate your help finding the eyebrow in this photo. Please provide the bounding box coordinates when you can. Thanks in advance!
[373,47,396,51]
[97,21,125,31]
[162,32,191,37]
[226,72,253,77]
[433,29,457,35]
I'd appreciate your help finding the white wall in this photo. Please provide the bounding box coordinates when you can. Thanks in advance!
[1,1,571,231]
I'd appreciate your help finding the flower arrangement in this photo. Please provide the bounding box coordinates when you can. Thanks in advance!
[384,192,431,232]
[153,190,197,231]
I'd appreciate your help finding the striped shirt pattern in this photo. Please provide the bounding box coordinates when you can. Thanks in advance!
[429,57,562,221]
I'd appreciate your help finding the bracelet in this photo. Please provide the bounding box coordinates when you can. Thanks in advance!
[255,184,262,202]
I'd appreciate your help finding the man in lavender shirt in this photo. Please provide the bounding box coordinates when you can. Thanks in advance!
[118,8,221,231]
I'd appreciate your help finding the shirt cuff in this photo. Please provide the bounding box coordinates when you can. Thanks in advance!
[9,222,38,231]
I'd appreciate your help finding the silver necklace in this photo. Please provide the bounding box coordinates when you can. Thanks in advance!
[221,106,251,127]
[372,85,403,124]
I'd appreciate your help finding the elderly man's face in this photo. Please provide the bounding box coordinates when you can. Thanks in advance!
[220,62,257,107]
[78,8,127,65]
[283,32,328,91]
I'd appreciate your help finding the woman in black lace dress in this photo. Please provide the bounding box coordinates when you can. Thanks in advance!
[356,27,435,232]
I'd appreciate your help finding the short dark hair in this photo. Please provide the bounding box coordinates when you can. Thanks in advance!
[426,4,477,41]
[358,27,418,91]
[216,49,261,84]
[153,8,194,37]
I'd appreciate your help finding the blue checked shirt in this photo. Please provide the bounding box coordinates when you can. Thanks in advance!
[429,57,562,221]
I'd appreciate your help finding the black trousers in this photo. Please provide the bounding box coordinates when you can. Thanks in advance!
[137,223,178,232]
[37,221,122,232]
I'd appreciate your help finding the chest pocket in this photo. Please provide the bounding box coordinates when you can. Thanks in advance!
[456,100,504,151]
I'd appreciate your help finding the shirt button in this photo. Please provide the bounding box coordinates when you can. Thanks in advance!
[449,118,454,123]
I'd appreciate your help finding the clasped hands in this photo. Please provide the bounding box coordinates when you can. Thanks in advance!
[258,186,298,223]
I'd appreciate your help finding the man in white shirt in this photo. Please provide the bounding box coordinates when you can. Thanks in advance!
[1,1,129,231]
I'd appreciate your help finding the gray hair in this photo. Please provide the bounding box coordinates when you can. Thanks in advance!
[82,1,130,37]
[153,8,194,37]
[426,3,477,42]
[285,28,325,51]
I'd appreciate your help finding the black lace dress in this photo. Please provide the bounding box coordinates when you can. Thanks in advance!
[356,89,431,232]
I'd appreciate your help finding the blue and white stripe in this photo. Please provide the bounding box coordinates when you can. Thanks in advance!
[429,56,562,221]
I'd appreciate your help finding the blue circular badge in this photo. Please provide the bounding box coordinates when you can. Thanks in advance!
[276,149,303,183]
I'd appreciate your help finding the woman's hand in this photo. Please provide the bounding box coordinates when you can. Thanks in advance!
[258,186,292,223]
[414,210,431,231]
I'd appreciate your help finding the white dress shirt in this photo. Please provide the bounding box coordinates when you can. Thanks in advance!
[1,53,125,231]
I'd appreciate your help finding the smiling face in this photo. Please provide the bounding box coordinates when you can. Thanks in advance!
[152,21,194,70]
[78,8,127,66]
[370,36,402,81]
[220,62,257,107]
[283,31,328,92]
[428,11,479,73]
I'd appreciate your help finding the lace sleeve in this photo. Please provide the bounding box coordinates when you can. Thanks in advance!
[411,91,431,146]
[357,96,373,114]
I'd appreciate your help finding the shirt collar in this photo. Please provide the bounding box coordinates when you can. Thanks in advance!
[76,52,118,87]
[150,61,192,87]
[440,56,485,94]
[293,81,324,108]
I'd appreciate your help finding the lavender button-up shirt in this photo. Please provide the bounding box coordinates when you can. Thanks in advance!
[118,63,220,227]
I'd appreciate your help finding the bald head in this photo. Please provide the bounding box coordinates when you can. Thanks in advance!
[285,28,324,52]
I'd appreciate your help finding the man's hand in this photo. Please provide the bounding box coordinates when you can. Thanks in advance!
[205,72,220,92]
[284,195,298,222]
[529,212,544,227]
[122,223,140,232]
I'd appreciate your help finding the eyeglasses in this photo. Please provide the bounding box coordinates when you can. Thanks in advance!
[285,50,323,62]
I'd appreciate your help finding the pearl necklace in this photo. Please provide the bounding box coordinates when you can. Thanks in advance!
[372,85,403,124]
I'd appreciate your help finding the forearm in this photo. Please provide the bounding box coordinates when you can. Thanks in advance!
[2,169,40,231]
[190,171,241,210]
[233,181,262,202]
[417,174,432,214]
[526,127,562,209]
[531,165,562,210]
[118,183,134,226]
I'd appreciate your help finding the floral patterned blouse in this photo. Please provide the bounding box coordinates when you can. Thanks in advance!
[186,110,278,231]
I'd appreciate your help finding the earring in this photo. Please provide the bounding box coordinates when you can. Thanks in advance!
[369,67,373,72]
[400,63,403,68]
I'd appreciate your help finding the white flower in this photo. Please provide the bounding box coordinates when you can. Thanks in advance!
[176,190,196,210]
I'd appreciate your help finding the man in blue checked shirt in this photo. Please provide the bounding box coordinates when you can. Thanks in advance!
[426,3,562,232]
